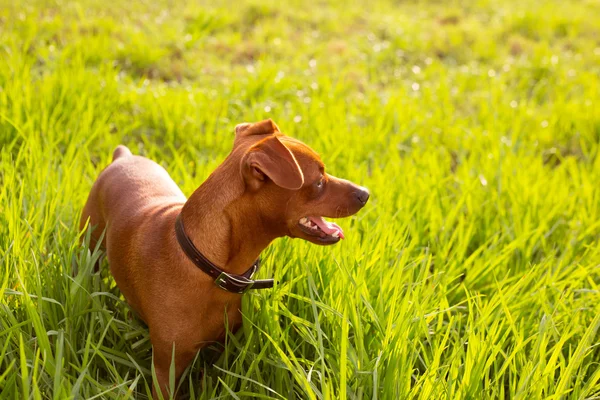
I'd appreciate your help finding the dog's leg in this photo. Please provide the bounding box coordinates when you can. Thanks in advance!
[151,332,198,400]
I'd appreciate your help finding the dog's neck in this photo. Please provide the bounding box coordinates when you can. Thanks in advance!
[180,160,277,276]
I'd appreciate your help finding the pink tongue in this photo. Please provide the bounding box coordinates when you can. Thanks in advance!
[309,216,345,239]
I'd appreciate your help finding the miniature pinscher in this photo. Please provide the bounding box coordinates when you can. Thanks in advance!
[80,119,369,398]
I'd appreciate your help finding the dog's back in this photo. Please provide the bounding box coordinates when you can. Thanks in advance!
[80,146,185,246]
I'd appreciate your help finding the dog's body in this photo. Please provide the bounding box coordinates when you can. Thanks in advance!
[80,119,368,398]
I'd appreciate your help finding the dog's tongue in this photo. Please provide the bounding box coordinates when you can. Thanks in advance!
[309,216,345,239]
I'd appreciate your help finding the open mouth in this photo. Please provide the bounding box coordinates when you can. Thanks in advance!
[298,216,345,242]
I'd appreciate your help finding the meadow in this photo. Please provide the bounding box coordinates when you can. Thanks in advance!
[1,0,600,398]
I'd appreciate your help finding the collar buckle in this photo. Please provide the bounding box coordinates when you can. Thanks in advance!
[215,271,254,294]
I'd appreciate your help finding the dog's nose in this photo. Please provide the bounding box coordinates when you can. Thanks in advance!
[355,187,370,205]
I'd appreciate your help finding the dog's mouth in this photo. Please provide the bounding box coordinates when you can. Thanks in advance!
[297,216,344,243]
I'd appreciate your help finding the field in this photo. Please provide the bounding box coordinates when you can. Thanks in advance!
[1,0,600,398]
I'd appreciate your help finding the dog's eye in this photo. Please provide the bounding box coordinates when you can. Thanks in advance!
[316,179,324,189]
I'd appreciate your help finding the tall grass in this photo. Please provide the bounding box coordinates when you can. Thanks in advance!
[1,0,600,398]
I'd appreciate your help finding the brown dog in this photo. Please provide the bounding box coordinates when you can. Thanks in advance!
[80,119,369,398]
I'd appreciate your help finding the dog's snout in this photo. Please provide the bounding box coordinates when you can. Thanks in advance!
[355,187,370,205]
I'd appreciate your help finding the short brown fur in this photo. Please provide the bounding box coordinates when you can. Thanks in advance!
[80,119,369,398]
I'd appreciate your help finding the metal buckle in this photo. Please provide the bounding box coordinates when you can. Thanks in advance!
[215,272,254,294]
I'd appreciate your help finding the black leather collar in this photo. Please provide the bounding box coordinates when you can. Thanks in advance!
[175,214,274,294]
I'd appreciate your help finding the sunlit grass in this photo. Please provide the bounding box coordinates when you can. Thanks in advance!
[1,0,600,398]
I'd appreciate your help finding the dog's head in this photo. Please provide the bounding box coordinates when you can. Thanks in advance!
[232,119,369,245]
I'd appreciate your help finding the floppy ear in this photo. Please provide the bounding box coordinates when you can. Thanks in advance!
[235,119,280,137]
[242,135,304,190]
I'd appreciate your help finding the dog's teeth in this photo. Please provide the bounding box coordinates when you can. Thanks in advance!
[300,217,321,231]
[332,232,339,238]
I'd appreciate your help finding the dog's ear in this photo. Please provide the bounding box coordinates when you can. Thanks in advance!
[235,119,280,137]
[242,135,304,190]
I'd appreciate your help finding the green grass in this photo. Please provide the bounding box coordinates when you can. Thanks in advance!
[1,0,600,398]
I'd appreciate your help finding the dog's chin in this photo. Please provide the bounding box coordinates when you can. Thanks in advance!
[294,230,341,246]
